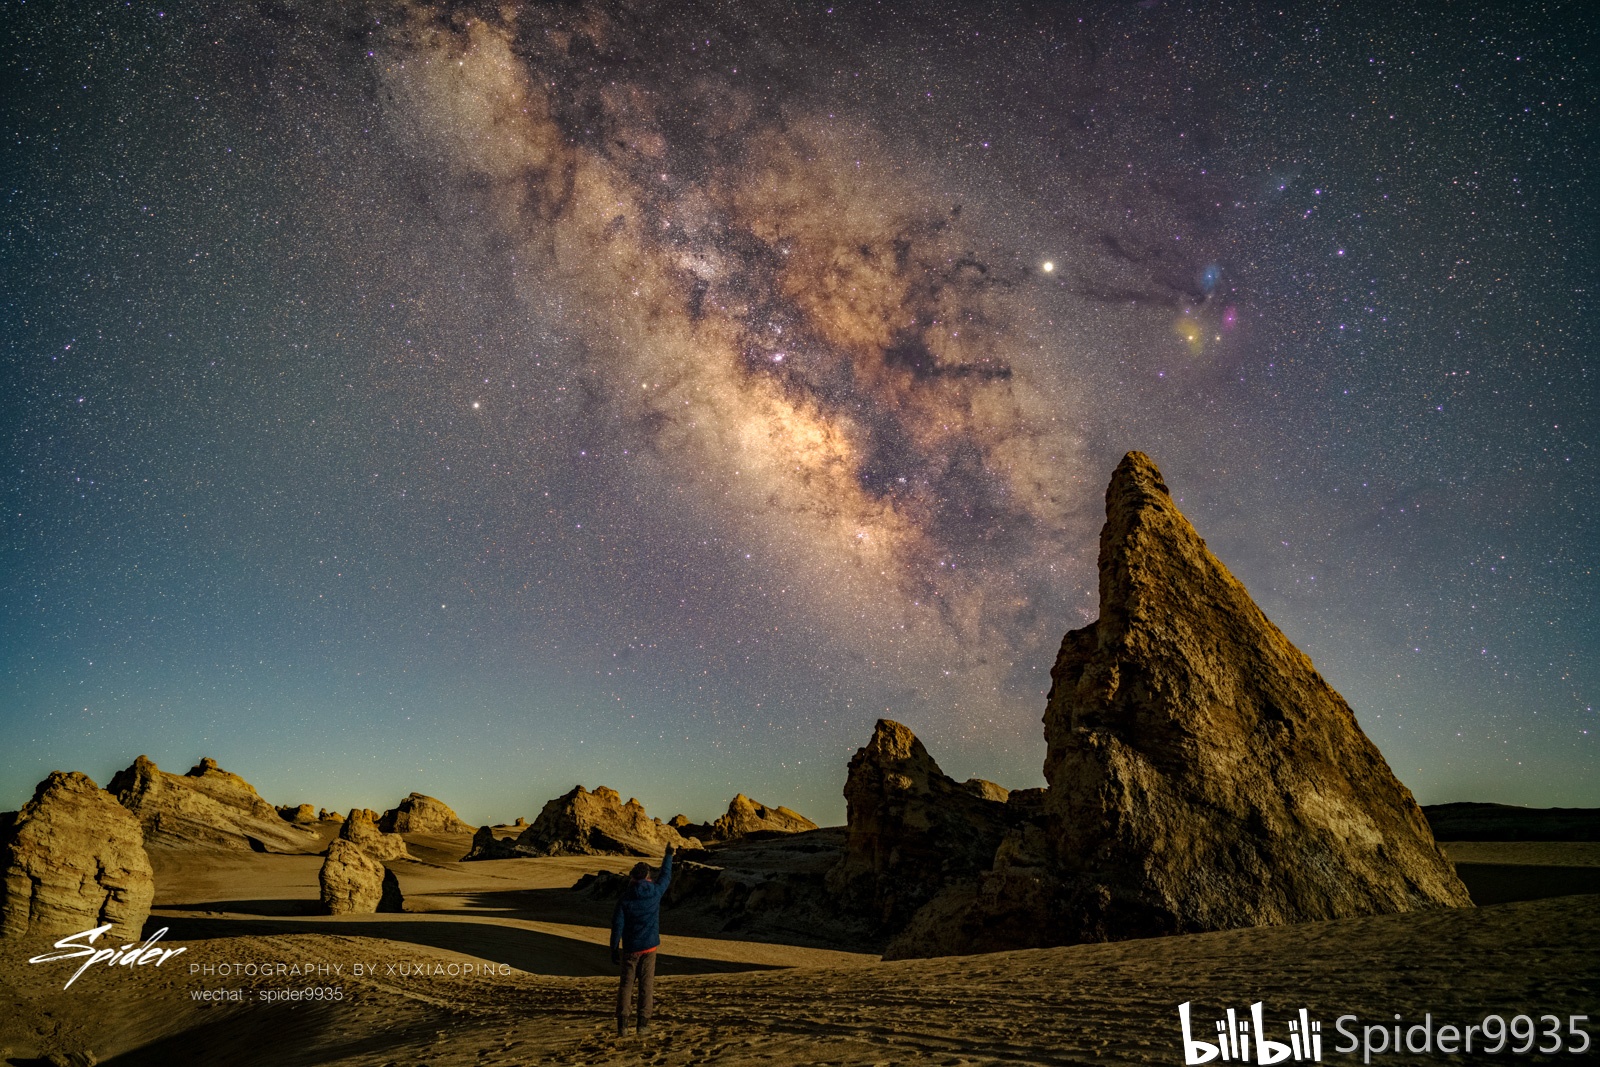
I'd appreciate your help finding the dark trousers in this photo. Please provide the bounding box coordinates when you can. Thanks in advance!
[616,949,657,1026]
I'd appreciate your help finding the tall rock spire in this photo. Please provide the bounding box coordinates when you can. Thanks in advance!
[1043,452,1471,938]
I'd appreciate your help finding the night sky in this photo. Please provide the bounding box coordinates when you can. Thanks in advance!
[3,1,1595,826]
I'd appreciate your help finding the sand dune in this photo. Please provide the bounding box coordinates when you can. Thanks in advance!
[1,837,1595,1066]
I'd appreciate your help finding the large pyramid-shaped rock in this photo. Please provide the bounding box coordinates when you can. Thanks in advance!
[1043,452,1471,939]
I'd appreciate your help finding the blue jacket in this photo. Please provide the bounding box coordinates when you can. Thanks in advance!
[611,851,674,955]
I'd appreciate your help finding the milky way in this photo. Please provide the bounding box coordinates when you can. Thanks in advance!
[380,4,1088,672]
[3,1,1594,822]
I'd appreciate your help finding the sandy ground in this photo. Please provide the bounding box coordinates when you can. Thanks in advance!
[1,838,1596,1066]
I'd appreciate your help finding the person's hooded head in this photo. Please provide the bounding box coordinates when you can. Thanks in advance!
[630,862,651,882]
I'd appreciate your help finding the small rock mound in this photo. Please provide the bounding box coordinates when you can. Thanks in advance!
[277,803,317,825]
[1,771,154,940]
[710,794,820,840]
[337,808,410,861]
[378,793,473,834]
[319,808,343,822]
[462,825,524,861]
[319,839,403,915]
[108,755,317,853]
[514,786,699,857]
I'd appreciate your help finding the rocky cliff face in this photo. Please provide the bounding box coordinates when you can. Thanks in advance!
[825,719,1015,930]
[514,786,698,857]
[378,793,473,835]
[1040,452,1471,940]
[108,755,318,853]
[1,772,154,940]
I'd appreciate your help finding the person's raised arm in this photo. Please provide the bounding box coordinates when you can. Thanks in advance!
[657,845,674,894]
[610,896,624,964]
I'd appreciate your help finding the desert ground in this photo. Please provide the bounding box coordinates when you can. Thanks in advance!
[1,831,1595,1066]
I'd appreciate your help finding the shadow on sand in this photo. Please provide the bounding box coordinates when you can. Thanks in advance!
[94,1000,413,1067]
[146,913,779,977]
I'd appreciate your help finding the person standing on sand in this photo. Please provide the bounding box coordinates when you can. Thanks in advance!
[611,844,674,1038]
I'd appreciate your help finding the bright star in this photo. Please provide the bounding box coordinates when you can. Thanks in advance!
[1041,261,1055,273]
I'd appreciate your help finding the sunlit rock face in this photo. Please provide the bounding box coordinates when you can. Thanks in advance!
[1,771,154,940]
[1041,452,1472,940]
[109,755,318,854]
[515,785,699,857]
[845,452,1472,960]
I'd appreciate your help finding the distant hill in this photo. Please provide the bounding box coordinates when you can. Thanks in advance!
[1423,803,1600,841]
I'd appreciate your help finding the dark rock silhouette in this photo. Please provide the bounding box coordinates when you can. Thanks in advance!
[1423,802,1600,841]
[825,719,1015,931]
[462,825,523,861]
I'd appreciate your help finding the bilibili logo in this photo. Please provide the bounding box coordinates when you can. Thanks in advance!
[1179,1002,1323,1064]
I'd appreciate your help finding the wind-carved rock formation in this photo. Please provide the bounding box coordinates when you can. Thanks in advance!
[711,794,819,839]
[825,720,1017,931]
[108,756,319,853]
[319,839,404,915]
[277,803,318,825]
[1040,451,1472,939]
[1,772,155,940]
[462,825,523,861]
[834,453,1473,958]
[512,786,699,857]
[337,808,411,861]
[378,793,473,834]
[670,796,821,843]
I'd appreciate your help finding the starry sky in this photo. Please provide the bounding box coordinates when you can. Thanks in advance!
[3,1,1595,826]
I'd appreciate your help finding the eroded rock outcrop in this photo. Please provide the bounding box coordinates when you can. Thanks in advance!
[1040,452,1470,940]
[378,793,473,835]
[711,795,820,840]
[337,808,410,861]
[462,825,524,861]
[1,772,154,939]
[825,720,1015,930]
[319,839,403,915]
[843,453,1473,959]
[514,786,699,857]
[108,756,318,853]
[576,828,875,950]
[277,803,318,825]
